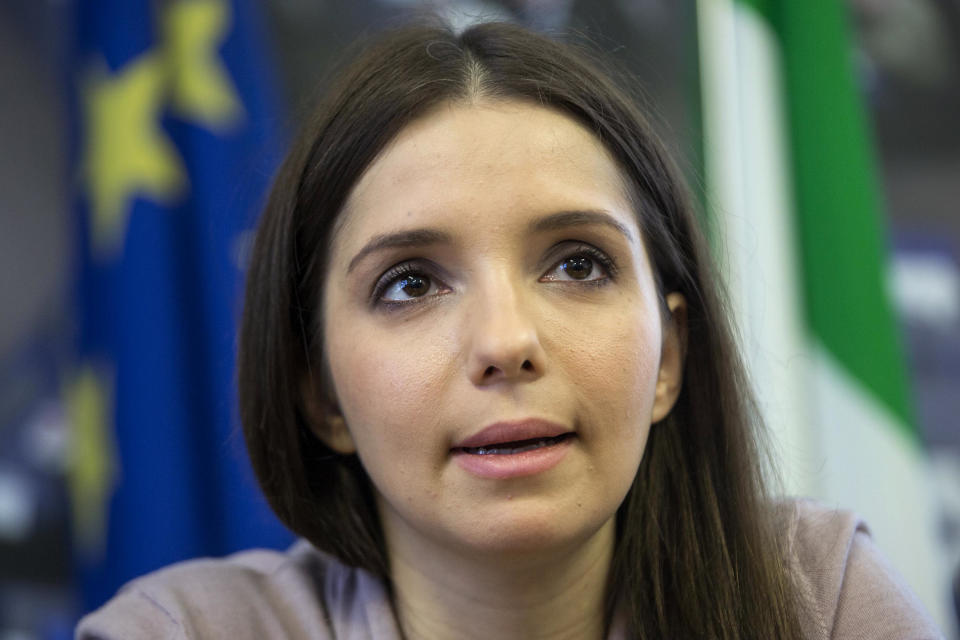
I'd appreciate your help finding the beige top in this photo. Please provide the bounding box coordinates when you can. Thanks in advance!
[75,499,944,639]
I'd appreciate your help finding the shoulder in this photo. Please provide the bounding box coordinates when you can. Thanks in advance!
[779,498,944,640]
[75,541,400,640]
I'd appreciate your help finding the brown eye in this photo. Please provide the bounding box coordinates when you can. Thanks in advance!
[560,255,594,280]
[399,275,430,297]
[539,245,614,285]
[377,267,445,304]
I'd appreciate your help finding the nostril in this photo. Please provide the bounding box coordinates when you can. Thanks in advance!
[521,360,533,371]
[485,366,497,377]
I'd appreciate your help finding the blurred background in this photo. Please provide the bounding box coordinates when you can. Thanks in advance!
[0,0,958,637]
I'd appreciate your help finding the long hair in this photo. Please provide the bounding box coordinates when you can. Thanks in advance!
[238,21,803,639]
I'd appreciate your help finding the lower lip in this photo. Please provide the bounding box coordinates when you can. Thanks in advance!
[451,437,573,479]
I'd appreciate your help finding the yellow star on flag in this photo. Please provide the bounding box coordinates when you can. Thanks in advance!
[81,54,186,258]
[163,0,244,132]
[65,365,118,560]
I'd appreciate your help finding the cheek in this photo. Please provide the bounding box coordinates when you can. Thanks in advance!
[549,302,662,419]
[326,316,458,450]
[551,303,662,484]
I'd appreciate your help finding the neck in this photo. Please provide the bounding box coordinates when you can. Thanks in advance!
[385,520,615,640]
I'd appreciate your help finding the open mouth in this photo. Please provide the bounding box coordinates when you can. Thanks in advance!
[453,433,575,456]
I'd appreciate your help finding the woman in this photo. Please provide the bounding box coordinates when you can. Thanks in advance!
[77,21,940,639]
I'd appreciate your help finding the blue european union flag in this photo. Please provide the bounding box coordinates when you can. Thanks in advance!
[70,0,294,611]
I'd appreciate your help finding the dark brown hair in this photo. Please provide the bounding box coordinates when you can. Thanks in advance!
[239,20,803,639]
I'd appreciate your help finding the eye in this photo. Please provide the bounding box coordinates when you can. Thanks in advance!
[383,272,433,300]
[540,245,615,284]
[373,262,449,305]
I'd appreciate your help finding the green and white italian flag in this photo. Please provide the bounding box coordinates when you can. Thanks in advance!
[696,0,952,631]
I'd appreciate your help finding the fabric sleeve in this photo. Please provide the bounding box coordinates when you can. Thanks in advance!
[73,548,336,640]
[829,529,944,640]
[787,499,945,640]
[75,588,183,640]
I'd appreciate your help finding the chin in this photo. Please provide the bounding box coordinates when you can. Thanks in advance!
[443,502,617,559]
[375,477,626,565]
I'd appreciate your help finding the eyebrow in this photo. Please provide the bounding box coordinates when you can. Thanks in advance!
[528,209,635,243]
[347,228,452,274]
[345,209,635,274]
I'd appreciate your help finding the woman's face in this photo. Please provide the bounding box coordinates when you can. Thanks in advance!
[317,101,685,560]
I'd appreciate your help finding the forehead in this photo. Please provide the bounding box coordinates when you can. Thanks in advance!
[335,100,639,248]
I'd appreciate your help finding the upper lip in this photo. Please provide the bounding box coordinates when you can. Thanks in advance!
[452,419,572,449]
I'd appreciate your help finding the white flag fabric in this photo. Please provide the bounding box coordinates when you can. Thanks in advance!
[696,0,953,633]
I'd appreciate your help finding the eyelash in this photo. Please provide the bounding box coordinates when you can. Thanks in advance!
[544,244,618,284]
[370,261,444,307]
[370,243,618,307]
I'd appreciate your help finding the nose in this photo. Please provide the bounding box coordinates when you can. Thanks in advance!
[465,275,546,386]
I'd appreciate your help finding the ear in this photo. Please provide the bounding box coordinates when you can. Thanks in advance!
[300,374,357,454]
[651,292,688,423]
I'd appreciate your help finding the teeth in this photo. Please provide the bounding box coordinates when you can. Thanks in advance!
[467,437,560,455]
